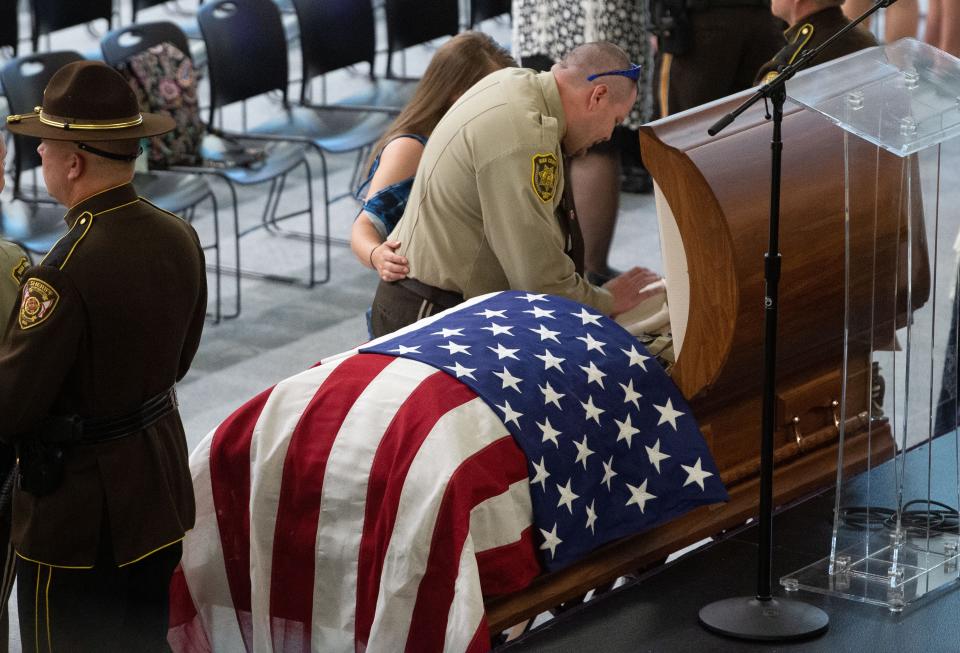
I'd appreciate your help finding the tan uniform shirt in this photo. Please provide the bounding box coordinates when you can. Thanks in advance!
[0,239,28,325]
[391,68,613,314]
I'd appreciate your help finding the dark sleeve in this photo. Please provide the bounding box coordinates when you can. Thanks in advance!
[177,235,207,381]
[0,266,84,441]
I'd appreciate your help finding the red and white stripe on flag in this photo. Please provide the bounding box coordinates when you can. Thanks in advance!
[169,352,542,653]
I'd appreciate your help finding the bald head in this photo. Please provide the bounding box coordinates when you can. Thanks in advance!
[553,42,636,102]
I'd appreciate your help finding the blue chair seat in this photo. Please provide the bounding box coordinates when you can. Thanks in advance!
[194,137,309,186]
[135,171,214,214]
[250,106,394,155]
[0,200,67,257]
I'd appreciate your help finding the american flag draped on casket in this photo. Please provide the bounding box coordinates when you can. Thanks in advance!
[168,292,727,652]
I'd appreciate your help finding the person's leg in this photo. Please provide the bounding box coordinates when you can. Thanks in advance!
[120,543,182,653]
[570,147,621,281]
[883,0,918,42]
[939,0,960,57]
[925,0,944,51]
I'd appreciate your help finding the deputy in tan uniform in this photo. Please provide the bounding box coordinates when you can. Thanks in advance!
[756,0,877,83]
[0,240,27,322]
[371,42,662,337]
[0,61,206,651]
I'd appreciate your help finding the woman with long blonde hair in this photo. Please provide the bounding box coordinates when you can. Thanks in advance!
[351,32,515,282]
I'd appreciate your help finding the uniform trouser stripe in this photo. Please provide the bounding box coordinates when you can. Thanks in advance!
[0,541,15,619]
[33,565,39,653]
[659,53,673,118]
[45,567,53,653]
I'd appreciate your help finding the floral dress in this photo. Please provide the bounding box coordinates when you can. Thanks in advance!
[512,0,654,128]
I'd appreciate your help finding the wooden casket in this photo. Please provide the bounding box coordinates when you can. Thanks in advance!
[485,87,927,633]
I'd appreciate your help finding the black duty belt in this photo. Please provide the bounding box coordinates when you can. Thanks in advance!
[77,388,178,444]
[395,277,464,311]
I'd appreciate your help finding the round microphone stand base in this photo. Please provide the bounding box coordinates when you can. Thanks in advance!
[699,596,829,642]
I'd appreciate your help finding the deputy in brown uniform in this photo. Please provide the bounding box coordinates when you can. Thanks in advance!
[756,0,878,83]
[652,0,785,116]
[371,42,662,337]
[0,61,206,651]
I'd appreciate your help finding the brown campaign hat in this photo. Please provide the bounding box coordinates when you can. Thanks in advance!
[6,60,174,141]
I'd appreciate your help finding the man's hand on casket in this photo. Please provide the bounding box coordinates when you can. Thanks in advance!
[603,266,665,316]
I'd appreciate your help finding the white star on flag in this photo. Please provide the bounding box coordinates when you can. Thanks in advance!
[585,500,598,535]
[523,306,555,319]
[573,436,594,470]
[537,417,562,447]
[475,308,507,319]
[615,414,640,448]
[539,382,565,409]
[579,361,606,388]
[493,367,523,393]
[619,379,643,410]
[621,345,650,371]
[571,307,603,326]
[645,439,671,473]
[556,479,579,513]
[681,458,714,490]
[496,400,523,427]
[576,333,607,354]
[444,361,477,380]
[482,323,514,336]
[430,327,464,338]
[601,456,618,491]
[625,479,656,513]
[530,323,561,343]
[519,293,548,302]
[580,395,605,424]
[539,523,563,558]
[531,457,550,490]
[390,344,421,354]
[654,398,684,430]
[488,343,519,360]
[438,341,471,355]
[535,349,565,372]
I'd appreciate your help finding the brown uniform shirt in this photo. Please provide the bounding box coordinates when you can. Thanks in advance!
[755,6,878,84]
[0,183,206,567]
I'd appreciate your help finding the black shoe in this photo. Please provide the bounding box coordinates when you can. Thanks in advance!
[621,165,654,194]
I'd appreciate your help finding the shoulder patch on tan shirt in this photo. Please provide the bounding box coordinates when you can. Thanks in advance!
[531,153,559,203]
[11,256,27,284]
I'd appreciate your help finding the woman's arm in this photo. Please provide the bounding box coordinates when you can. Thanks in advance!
[350,136,425,279]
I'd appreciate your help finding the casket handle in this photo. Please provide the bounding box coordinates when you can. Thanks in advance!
[790,416,803,450]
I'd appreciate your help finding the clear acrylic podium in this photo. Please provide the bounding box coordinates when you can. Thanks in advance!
[780,39,960,611]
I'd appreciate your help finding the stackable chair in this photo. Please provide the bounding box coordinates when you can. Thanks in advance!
[0,0,18,56]
[104,18,319,319]
[469,0,511,27]
[197,0,396,272]
[289,0,415,113]
[29,0,113,52]
[131,0,203,41]
[1,50,225,321]
[383,0,459,78]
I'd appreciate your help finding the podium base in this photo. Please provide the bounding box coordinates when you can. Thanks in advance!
[699,597,828,642]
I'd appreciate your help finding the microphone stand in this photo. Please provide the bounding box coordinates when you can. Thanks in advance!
[698,0,896,641]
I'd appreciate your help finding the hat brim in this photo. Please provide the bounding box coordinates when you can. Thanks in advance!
[6,110,175,141]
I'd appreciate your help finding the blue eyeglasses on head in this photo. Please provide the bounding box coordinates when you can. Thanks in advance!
[586,63,642,83]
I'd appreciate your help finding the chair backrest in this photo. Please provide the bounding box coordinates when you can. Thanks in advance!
[101,21,192,68]
[290,0,375,95]
[470,0,510,27]
[132,0,174,23]
[383,0,459,77]
[197,0,288,126]
[0,51,84,197]
[30,0,112,51]
[0,0,19,55]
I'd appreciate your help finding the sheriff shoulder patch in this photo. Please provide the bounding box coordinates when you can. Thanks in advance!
[531,152,559,203]
[18,277,59,330]
[11,256,27,284]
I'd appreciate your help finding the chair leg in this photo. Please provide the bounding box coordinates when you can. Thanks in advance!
[208,190,222,324]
